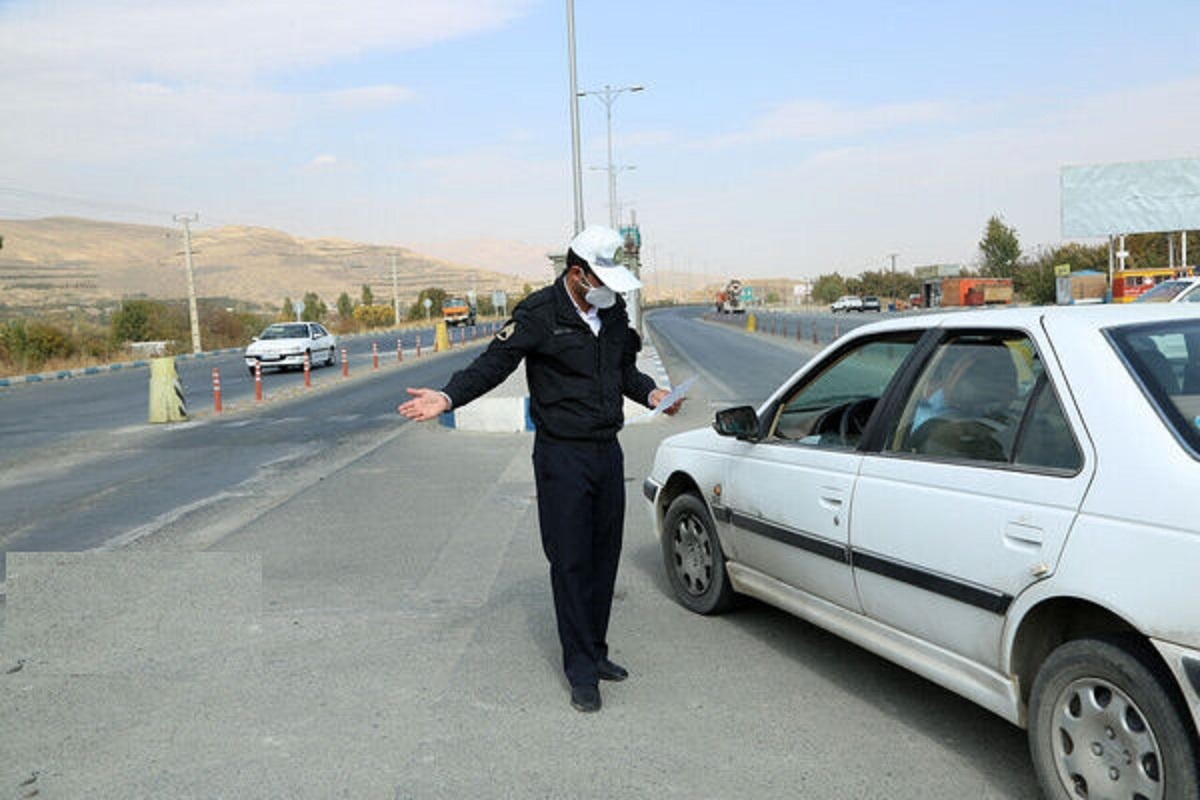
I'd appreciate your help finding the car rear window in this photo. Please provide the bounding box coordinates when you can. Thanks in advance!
[1107,319,1200,457]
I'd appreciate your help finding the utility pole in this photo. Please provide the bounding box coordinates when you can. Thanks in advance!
[173,213,202,354]
[391,253,400,326]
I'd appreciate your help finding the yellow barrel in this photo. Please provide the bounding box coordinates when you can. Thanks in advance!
[434,321,451,352]
[746,313,757,333]
[148,357,188,423]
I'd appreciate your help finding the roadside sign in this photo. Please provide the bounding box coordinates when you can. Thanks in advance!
[1054,264,1071,277]
[741,286,753,303]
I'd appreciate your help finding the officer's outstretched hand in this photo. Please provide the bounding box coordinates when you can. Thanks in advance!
[649,387,685,416]
[398,388,450,422]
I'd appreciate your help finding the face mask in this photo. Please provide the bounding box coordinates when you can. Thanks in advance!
[579,271,617,309]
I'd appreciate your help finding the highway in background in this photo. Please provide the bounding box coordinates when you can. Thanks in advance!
[0,305,881,581]
[0,322,499,461]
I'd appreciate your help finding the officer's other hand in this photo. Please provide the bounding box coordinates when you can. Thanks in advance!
[398,388,449,421]
[649,387,684,416]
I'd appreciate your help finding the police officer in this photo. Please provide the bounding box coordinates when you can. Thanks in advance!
[398,225,681,713]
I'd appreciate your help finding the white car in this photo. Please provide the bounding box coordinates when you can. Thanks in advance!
[644,304,1200,799]
[244,322,337,374]
[1137,276,1200,304]
[831,295,864,313]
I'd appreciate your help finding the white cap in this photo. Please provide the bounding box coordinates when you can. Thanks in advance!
[567,225,642,292]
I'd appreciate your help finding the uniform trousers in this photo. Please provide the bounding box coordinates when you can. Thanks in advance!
[531,434,625,688]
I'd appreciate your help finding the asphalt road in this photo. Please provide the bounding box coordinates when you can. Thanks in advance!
[0,322,500,463]
[0,305,1038,798]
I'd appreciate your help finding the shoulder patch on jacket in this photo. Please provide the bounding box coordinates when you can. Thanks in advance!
[495,320,517,341]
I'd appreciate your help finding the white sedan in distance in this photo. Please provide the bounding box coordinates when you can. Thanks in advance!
[1137,276,1200,305]
[831,295,864,313]
[644,304,1200,800]
[244,322,337,375]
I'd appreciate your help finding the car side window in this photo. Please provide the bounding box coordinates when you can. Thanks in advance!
[769,335,918,449]
[887,332,1079,470]
[1012,376,1083,471]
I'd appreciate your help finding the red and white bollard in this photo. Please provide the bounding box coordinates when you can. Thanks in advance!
[341,347,349,377]
[254,362,263,402]
[303,350,311,388]
[372,342,379,370]
[397,338,403,364]
[211,367,223,413]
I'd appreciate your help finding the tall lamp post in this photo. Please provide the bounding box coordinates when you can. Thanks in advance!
[578,84,644,229]
[565,0,585,235]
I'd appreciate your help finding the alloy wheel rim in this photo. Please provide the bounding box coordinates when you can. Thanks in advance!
[1050,677,1163,800]
[671,513,713,596]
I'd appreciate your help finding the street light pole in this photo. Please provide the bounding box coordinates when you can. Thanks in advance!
[578,83,643,229]
[566,0,585,235]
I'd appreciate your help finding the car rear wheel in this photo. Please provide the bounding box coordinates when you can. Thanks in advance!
[662,493,735,615]
[325,347,335,367]
[1029,637,1199,800]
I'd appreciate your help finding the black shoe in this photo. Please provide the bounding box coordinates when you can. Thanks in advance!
[570,684,601,713]
[597,658,628,682]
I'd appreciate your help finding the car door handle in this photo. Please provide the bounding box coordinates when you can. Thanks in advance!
[818,492,844,511]
[1003,521,1043,550]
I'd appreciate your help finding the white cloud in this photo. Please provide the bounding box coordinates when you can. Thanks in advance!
[639,75,1200,277]
[0,0,533,81]
[700,98,954,148]
[0,0,528,164]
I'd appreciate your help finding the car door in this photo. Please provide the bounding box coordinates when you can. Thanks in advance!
[850,327,1093,670]
[719,333,920,611]
[309,324,330,353]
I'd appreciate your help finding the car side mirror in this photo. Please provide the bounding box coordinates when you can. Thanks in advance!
[251,337,259,343]
[713,405,760,440]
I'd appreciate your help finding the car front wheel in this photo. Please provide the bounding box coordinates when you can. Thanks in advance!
[1029,637,1199,800]
[662,493,735,615]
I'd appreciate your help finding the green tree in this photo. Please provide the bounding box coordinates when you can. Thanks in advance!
[302,292,327,322]
[361,284,374,306]
[979,215,1022,278]
[337,292,354,320]
[811,273,848,304]
[280,297,294,321]
[110,299,153,343]
[406,287,448,321]
[1015,242,1109,305]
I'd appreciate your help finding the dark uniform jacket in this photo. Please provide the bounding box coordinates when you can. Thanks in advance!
[441,276,657,442]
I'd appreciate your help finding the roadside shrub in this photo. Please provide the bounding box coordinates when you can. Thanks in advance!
[352,304,395,329]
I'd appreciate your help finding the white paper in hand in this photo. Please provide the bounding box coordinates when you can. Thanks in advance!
[631,376,697,423]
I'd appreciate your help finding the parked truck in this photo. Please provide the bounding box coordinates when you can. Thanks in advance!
[715,279,746,313]
[441,296,477,326]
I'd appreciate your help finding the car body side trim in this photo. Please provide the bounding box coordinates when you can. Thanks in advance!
[723,505,1012,615]
[729,510,850,564]
[852,550,1014,615]
[726,561,1023,726]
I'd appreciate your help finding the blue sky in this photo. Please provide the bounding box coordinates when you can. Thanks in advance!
[2,0,1198,279]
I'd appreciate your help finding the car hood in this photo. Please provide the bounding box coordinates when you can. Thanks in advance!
[246,338,310,354]
[658,425,721,453]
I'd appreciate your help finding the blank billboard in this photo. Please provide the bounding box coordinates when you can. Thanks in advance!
[1061,158,1200,237]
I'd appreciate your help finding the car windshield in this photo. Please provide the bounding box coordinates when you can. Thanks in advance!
[1136,281,1193,303]
[1107,319,1200,457]
[260,324,309,340]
